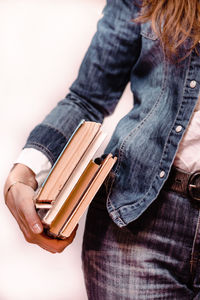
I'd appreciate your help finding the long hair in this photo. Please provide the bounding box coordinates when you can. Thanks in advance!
[135,0,200,59]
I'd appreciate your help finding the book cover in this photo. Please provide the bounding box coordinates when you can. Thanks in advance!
[35,120,117,239]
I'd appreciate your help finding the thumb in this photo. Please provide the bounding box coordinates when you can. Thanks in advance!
[23,201,43,234]
[16,186,43,234]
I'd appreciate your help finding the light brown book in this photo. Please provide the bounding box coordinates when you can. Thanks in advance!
[36,120,101,203]
[35,120,117,239]
[56,154,117,238]
[41,127,106,225]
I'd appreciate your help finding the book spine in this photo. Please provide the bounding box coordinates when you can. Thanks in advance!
[58,155,117,238]
[42,130,106,225]
[49,160,100,235]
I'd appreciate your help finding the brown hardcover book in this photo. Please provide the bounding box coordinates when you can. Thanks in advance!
[35,120,117,239]
[50,160,100,236]
[36,121,101,203]
[57,154,117,238]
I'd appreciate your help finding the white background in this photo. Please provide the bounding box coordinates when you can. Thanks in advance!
[0,1,132,299]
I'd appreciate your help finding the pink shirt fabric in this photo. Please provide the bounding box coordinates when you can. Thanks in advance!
[174,97,200,173]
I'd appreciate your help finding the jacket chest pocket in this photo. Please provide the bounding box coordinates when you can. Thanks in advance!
[139,22,165,65]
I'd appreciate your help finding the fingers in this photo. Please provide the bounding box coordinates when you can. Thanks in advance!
[35,225,78,253]
[5,181,78,253]
[33,228,78,253]
[17,192,43,234]
[7,183,43,234]
[18,225,78,254]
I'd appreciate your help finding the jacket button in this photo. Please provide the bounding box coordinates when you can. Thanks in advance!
[160,171,165,178]
[190,80,197,88]
[176,125,183,133]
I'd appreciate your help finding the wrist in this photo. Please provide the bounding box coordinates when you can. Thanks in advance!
[4,163,38,198]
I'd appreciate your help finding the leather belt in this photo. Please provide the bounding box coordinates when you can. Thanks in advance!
[164,167,200,201]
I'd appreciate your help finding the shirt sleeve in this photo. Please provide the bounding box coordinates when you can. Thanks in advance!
[23,0,141,165]
[15,148,52,188]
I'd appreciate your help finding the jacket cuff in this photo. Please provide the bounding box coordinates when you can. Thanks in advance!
[24,124,68,165]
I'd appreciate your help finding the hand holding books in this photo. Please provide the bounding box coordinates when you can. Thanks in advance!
[4,120,116,251]
[35,120,117,239]
[4,163,76,253]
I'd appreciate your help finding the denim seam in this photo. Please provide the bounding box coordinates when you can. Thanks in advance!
[190,209,200,275]
[42,123,68,140]
[25,142,56,165]
[114,50,168,180]
[159,51,192,171]
[139,49,193,212]
[107,42,168,220]
[140,28,158,40]
[107,48,192,222]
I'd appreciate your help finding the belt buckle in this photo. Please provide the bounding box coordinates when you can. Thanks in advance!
[188,171,200,201]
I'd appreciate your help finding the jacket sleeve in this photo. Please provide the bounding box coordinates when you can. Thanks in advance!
[24,0,141,164]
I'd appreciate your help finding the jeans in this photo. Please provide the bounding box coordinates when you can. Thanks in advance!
[82,186,200,299]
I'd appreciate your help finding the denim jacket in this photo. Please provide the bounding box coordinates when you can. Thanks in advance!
[24,0,200,227]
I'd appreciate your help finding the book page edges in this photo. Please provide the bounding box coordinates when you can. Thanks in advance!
[36,121,101,202]
[42,130,107,225]
[57,155,117,238]
[35,120,85,201]
[45,122,102,201]
[49,160,100,235]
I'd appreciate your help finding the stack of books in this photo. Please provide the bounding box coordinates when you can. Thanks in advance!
[35,120,117,239]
